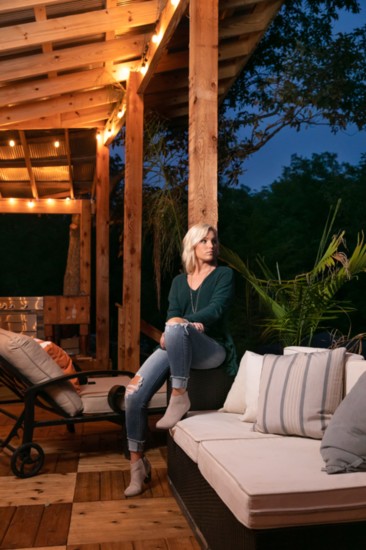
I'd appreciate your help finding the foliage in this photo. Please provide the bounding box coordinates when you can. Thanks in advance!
[219,202,366,347]
[221,0,366,176]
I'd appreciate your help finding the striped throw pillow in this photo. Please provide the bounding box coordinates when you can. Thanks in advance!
[254,348,346,439]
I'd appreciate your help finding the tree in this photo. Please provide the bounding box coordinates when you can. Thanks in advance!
[220,0,366,182]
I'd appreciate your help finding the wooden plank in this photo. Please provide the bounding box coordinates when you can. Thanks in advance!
[188,0,219,227]
[0,197,82,214]
[95,140,110,370]
[122,71,144,372]
[133,540,168,550]
[0,0,65,12]
[19,130,39,200]
[138,0,189,94]
[0,36,144,84]
[0,473,77,506]
[1,505,44,548]
[0,88,118,132]
[0,506,16,543]
[166,536,201,550]
[100,542,134,550]
[100,470,124,501]
[34,502,72,547]
[80,199,92,297]
[68,499,194,545]
[0,61,136,109]
[0,3,158,52]
[74,472,101,503]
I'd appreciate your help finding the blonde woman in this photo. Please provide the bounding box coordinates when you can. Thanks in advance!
[124,223,236,496]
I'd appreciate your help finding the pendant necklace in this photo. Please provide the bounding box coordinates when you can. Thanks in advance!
[188,267,214,313]
[190,284,202,313]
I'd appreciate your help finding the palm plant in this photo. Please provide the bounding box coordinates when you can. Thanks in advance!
[220,203,366,347]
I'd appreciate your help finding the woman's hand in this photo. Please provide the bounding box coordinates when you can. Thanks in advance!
[190,322,204,332]
[160,332,166,349]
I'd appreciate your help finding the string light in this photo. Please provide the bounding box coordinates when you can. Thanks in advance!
[140,63,148,76]
[96,131,101,142]
[171,0,180,6]
[54,140,60,148]
[117,107,125,119]
[9,140,15,147]
[27,200,35,208]
[152,32,163,45]
[117,67,130,81]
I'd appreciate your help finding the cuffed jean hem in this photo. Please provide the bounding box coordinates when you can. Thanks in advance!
[128,438,145,453]
[171,375,189,390]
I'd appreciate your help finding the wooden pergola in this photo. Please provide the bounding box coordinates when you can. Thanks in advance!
[0,0,283,371]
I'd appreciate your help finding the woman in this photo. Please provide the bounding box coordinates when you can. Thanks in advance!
[124,223,236,496]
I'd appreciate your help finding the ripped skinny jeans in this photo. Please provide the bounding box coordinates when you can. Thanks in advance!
[125,322,226,452]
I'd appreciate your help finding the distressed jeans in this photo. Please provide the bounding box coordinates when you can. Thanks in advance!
[125,322,226,452]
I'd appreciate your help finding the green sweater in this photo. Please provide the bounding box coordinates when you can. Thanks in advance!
[167,266,238,374]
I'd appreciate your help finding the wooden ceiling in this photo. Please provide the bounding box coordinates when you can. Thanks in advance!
[0,0,282,200]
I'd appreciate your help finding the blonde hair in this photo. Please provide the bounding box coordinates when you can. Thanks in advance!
[181,223,218,274]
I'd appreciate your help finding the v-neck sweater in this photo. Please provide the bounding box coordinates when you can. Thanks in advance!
[166,266,237,374]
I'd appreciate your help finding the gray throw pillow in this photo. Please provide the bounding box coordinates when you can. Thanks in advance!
[320,371,366,474]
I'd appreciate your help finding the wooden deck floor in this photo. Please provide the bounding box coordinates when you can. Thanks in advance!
[0,401,201,550]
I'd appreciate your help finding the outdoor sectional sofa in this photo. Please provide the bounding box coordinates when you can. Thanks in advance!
[168,346,366,550]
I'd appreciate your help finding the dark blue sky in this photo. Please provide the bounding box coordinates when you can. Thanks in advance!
[241,7,366,192]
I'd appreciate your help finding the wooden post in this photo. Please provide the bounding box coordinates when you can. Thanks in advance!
[96,141,110,369]
[80,199,91,297]
[188,0,219,228]
[122,71,144,373]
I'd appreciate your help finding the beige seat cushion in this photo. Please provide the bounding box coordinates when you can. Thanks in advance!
[197,436,366,530]
[0,328,82,416]
[171,411,280,463]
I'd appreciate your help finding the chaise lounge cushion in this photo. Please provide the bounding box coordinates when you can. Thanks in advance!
[0,328,83,416]
[320,371,366,474]
[254,348,346,439]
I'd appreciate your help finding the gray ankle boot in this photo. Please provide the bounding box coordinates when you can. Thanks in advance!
[156,391,191,430]
[124,457,151,497]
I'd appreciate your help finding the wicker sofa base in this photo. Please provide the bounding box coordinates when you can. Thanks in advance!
[167,435,366,550]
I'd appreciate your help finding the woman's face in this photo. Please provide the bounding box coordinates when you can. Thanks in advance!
[194,230,218,263]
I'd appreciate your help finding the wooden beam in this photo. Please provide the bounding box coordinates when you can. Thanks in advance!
[95,140,110,370]
[137,0,189,94]
[80,199,92,297]
[102,96,126,146]
[3,106,113,130]
[0,3,158,52]
[0,36,145,84]
[188,0,219,228]
[0,197,82,214]
[19,130,39,200]
[64,129,75,200]
[0,61,137,107]
[0,89,120,127]
[122,71,144,373]
[0,0,65,12]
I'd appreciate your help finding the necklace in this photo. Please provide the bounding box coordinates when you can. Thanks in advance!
[189,284,202,313]
[188,266,215,313]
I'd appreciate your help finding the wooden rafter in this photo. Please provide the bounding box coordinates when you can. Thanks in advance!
[19,130,39,200]
[64,129,75,200]
[0,4,158,52]
[0,36,145,85]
